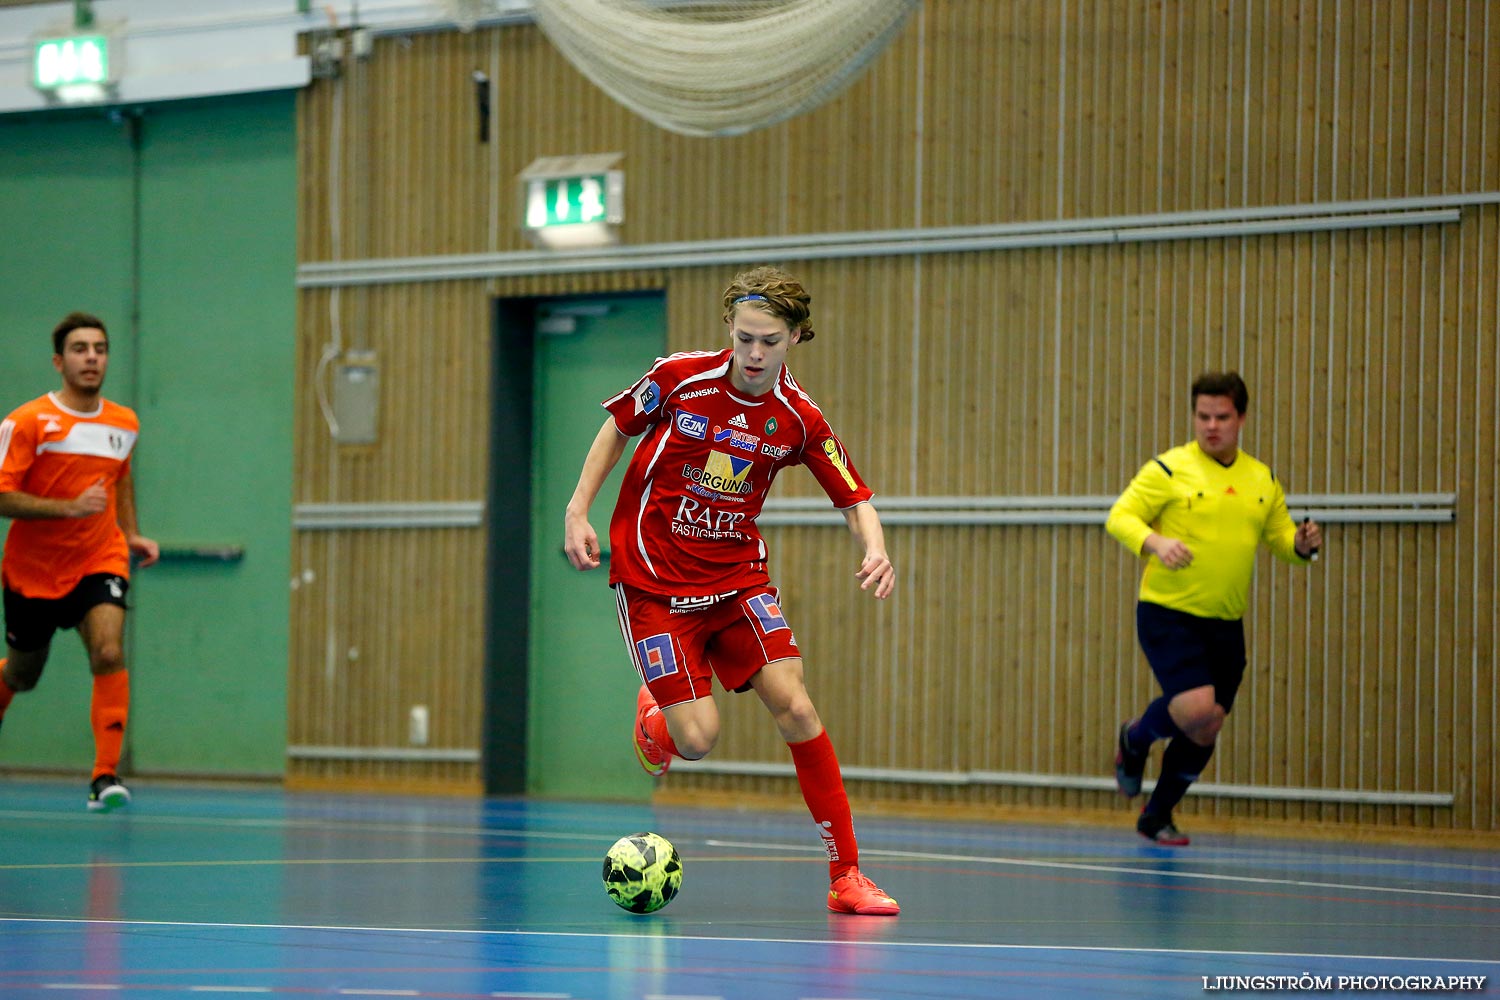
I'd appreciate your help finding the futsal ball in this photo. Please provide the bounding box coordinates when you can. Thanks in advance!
[602,831,683,914]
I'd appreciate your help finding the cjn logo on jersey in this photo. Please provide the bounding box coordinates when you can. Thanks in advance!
[675,410,708,439]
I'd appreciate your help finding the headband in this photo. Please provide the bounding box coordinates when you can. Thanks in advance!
[733,294,767,304]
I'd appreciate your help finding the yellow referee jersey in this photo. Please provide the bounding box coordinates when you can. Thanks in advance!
[1106,440,1308,620]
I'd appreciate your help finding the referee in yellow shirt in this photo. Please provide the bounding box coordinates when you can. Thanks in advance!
[1106,372,1323,845]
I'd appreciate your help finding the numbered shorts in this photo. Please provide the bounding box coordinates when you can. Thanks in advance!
[4,573,131,653]
[1135,600,1246,713]
[614,583,800,709]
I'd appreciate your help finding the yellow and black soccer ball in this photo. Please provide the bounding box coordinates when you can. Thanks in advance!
[602,831,683,914]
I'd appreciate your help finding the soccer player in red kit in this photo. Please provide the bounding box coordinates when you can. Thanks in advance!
[0,312,159,811]
[563,266,900,916]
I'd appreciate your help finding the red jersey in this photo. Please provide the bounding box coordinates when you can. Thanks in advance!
[0,392,139,598]
[603,349,873,596]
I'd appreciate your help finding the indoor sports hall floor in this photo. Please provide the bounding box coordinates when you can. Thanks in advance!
[0,778,1495,999]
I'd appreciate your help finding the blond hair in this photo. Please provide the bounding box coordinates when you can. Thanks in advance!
[720,265,816,343]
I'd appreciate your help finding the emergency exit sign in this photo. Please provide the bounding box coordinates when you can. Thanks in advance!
[33,35,111,91]
[525,174,617,229]
[519,154,625,249]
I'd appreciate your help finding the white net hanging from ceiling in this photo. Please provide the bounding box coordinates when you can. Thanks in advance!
[528,0,921,137]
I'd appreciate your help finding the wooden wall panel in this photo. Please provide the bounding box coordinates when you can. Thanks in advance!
[293,1,1500,831]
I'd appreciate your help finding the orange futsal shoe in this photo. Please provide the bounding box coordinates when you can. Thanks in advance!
[634,685,670,778]
[827,869,900,916]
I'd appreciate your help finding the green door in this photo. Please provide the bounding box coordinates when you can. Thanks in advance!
[527,293,665,799]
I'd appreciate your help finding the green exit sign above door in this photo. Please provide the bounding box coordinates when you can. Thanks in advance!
[33,34,117,100]
[519,154,624,250]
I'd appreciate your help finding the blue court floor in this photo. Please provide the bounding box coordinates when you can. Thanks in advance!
[0,778,1495,999]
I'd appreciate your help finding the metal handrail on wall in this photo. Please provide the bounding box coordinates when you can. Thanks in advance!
[289,493,1455,530]
[296,194,1497,287]
[758,492,1457,526]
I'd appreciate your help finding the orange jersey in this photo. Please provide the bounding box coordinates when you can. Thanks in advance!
[0,392,139,598]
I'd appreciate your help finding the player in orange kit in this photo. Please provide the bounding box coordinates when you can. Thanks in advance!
[0,312,159,811]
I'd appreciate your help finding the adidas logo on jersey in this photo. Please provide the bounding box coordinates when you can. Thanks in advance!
[728,413,749,429]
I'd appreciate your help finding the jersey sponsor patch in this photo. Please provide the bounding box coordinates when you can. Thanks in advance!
[671,495,748,541]
[681,450,754,495]
[747,592,790,634]
[633,380,662,415]
[706,450,752,487]
[635,633,681,681]
[821,438,857,490]
[668,591,738,613]
[728,413,749,429]
[675,410,708,439]
[712,425,759,453]
[760,441,792,459]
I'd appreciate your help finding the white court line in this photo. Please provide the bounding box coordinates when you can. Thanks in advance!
[3,917,1495,967]
[706,838,1500,903]
[188,989,274,994]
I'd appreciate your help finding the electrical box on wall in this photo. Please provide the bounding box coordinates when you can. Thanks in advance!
[334,349,379,444]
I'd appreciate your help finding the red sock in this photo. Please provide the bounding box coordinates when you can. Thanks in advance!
[643,705,682,759]
[0,661,14,719]
[90,670,130,779]
[788,729,858,881]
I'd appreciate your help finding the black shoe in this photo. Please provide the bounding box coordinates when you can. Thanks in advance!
[87,774,131,813]
[1114,720,1146,797]
[1137,809,1189,846]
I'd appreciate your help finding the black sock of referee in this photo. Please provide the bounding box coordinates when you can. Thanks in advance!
[1126,695,1184,755]
[1144,737,1216,818]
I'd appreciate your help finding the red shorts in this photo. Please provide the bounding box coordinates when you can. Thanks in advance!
[613,583,800,708]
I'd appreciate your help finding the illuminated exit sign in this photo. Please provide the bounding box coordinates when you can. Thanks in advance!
[33,35,113,91]
[526,174,615,228]
[518,154,624,249]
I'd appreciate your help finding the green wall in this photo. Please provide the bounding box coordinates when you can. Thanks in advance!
[0,93,295,778]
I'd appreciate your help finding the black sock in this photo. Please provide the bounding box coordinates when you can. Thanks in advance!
[1127,695,1184,755]
[1145,737,1215,817]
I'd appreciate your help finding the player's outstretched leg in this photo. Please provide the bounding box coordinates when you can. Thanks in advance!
[633,685,671,777]
[787,731,899,916]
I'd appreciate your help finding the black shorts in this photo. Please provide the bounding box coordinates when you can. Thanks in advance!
[3,573,130,652]
[1135,600,1246,713]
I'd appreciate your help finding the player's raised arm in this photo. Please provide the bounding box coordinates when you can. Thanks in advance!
[563,418,630,570]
